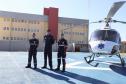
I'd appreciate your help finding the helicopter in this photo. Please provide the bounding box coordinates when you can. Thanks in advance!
[84,1,126,67]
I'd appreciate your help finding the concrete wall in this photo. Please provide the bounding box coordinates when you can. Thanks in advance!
[0,40,88,52]
[0,40,44,51]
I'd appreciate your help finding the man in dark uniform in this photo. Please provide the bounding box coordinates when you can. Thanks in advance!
[55,33,68,72]
[25,33,39,69]
[42,29,54,70]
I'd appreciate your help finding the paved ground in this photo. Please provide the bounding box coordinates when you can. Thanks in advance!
[0,52,126,84]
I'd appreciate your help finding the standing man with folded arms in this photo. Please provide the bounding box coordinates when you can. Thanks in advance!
[25,33,39,69]
[42,29,55,70]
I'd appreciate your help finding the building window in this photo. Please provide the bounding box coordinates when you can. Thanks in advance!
[12,18,14,22]
[15,28,17,31]
[15,19,17,22]
[21,20,24,23]
[31,29,33,32]
[20,37,22,40]
[28,29,30,32]
[6,37,9,40]
[34,29,36,32]
[18,20,21,23]
[37,29,39,32]
[14,37,16,40]
[10,37,13,40]
[11,28,14,31]
[28,21,31,24]
[24,28,26,31]
[7,27,9,30]
[24,20,27,23]
[24,38,26,40]
[21,28,23,31]
[3,27,6,30]
[4,18,6,21]
[82,33,85,35]
[17,37,19,40]
[34,21,36,24]
[31,21,33,24]
[4,18,9,21]
[7,18,10,21]
[3,37,5,40]
[18,28,20,31]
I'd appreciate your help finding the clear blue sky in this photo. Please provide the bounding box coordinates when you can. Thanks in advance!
[0,0,126,41]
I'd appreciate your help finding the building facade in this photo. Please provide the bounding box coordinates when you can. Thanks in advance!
[0,10,89,51]
[120,41,126,53]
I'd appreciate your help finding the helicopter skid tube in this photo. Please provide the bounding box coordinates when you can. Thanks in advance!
[116,54,125,67]
[84,53,125,67]
[84,53,95,64]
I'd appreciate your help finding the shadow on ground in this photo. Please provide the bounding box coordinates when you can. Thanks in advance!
[31,68,108,84]
[31,68,76,84]
[53,70,109,84]
[110,64,126,76]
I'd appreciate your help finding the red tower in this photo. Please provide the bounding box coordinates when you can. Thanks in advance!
[44,7,58,40]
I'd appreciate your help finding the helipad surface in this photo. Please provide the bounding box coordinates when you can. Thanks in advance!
[0,52,126,84]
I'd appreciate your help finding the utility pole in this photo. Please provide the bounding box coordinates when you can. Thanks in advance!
[61,26,75,52]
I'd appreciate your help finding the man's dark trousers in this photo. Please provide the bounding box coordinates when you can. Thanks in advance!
[28,50,37,67]
[44,50,52,69]
[57,52,66,71]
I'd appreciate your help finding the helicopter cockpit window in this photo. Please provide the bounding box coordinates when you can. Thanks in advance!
[90,30,120,43]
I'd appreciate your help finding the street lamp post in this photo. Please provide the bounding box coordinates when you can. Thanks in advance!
[61,26,75,52]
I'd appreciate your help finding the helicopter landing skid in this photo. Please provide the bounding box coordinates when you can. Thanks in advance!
[84,53,99,67]
[84,53,95,64]
[116,53,125,67]
[84,53,125,67]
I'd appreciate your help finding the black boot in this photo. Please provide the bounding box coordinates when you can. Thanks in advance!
[34,66,37,69]
[50,67,53,70]
[55,67,60,71]
[62,65,66,72]
[41,66,47,69]
[25,65,31,68]
[62,68,65,72]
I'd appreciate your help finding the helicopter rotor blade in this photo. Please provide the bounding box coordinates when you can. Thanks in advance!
[90,20,104,23]
[112,20,126,24]
[107,1,126,18]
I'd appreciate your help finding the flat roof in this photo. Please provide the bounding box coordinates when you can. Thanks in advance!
[0,10,89,25]
[59,17,89,25]
[0,10,48,21]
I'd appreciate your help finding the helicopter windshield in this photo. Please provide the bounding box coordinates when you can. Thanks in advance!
[90,30,121,43]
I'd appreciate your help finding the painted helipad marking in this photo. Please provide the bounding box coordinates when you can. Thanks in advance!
[95,56,126,60]
[97,57,105,59]
[67,58,76,61]
[99,61,122,65]
[66,61,83,67]
[67,66,111,71]
[66,61,111,71]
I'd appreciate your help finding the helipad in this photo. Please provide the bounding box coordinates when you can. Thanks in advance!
[0,52,126,84]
